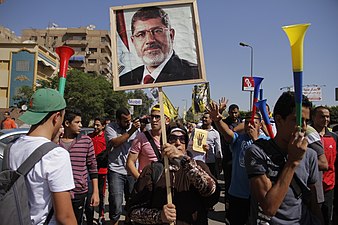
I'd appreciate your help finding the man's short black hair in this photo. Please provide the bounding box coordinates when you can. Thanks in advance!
[63,109,82,125]
[273,91,312,120]
[312,105,330,118]
[116,107,130,120]
[131,6,170,34]
[228,104,239,112]
[94,117,105,125]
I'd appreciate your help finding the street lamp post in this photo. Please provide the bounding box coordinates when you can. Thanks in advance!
[182,99,187,123]
[240,42,254,111]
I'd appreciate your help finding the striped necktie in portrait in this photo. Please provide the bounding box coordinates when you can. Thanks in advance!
[143,75,154,84]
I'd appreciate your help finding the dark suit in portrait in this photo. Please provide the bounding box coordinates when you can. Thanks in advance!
[119,52,199,86]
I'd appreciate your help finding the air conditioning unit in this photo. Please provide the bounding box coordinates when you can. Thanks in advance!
[86,51,92,55]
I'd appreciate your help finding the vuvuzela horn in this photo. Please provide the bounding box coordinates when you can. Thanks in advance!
[251,77,264,123]
[255,99,275,138]
[56,46,75,96]
[282,23,310,128]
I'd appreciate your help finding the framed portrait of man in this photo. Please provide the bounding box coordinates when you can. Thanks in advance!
[110,0,207,91]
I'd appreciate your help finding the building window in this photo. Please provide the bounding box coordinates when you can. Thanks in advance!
[101,48,106,53]
[16,60,30,71]
[88,59,97,64]
[72,35,86,41]
[73,47,82,53]
[101,37,106,43]
[89,48,97,52]
[30,36,37,41]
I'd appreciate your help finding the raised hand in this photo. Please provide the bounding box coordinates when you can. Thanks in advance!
[287,128,308,166]
[206,100,222,122]
[218,97,229,113]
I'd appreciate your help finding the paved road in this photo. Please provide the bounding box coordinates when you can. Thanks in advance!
[86,178,226,225]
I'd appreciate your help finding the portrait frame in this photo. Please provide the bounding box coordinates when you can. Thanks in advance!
[110,0,206,91]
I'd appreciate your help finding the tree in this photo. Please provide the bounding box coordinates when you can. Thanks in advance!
[126,89,153,118]
[12,85,34,108]
[63,70,129,125]
[329,105,338,124]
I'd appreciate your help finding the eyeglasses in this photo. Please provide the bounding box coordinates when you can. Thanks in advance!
[150,114,161,121]
[244,118,261,123]
[132,27,168,41]
[168,134,186,144]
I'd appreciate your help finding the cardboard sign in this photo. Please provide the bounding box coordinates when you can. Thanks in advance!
[192,128,208,153]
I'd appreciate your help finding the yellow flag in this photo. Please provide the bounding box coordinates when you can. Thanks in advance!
[162,92,178,120]
[192,83,210,114]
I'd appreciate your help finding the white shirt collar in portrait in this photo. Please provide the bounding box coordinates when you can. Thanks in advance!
[142,50,173,84]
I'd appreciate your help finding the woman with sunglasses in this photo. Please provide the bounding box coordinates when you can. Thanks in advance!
[126,121,220,225]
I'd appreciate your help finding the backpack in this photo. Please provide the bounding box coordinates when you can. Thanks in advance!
[0,141,58,225]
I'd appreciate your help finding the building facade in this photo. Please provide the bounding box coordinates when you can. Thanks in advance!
[0,43,58,108]
[0,25,21,43]
[21,26,112,78]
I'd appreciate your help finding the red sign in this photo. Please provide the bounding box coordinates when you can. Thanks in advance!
[242,76,254,91]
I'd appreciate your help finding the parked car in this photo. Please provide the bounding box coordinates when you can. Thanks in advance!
[80,127,94,136]
[0,128,29,144]
[0,142,5,170]
[0,127,94,171]
[0,127,94,145]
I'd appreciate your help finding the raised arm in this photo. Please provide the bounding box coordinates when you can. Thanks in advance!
[106,119,140,149]
[207,100,234,143]
[247,130,308,217]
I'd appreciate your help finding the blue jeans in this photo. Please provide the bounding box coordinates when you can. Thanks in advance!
[108,171,135,223]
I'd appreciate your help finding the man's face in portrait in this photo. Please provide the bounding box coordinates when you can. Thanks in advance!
[131,17,175,69]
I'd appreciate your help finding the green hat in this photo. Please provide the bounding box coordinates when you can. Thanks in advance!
[19,88,66,125]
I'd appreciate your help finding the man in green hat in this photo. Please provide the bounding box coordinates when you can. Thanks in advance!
[9,88,77,224]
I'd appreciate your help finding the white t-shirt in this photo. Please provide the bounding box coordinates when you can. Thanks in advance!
[10,136,75,225]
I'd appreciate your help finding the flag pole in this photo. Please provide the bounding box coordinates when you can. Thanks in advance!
[158,87,173,225]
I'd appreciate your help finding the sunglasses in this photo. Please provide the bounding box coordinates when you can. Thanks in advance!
[150,114,161,121]
[168,134,186,144]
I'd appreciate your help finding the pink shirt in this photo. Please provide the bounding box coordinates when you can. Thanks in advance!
[130,132,160,173]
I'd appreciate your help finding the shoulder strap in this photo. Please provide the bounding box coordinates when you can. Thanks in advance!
[2,142,14,170]
[17,142,59,175]
[144,131,161,161]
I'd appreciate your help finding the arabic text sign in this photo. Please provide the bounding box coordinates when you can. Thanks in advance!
[303,86,322,101]
[128,99,142,105]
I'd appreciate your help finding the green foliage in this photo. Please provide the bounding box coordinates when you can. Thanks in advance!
[330,105,338,123]
[12,85,34,108]
[62,70,124,125]
[62,70,153,126]
[126,89,153,117]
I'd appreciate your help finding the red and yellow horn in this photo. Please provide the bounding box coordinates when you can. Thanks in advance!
[56,46,74,96]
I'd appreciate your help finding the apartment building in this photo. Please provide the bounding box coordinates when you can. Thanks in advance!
[0,25,21,43]
[21,25,112,78]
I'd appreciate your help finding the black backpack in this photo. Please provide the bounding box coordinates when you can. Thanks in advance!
[0,142,57,225]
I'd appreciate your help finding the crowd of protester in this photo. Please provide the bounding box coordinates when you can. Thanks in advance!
[2,88,338,225]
